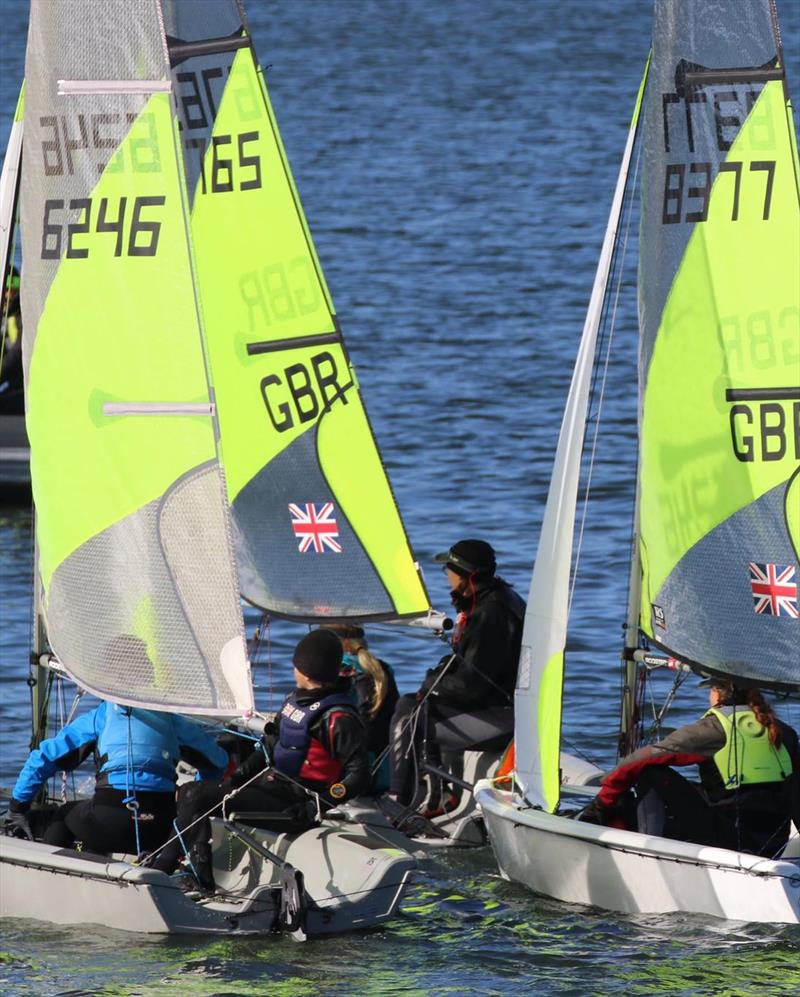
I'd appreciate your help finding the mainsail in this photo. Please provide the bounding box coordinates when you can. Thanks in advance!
[162,1,430,622]
[20,0,252,715]
[637,0,800,688]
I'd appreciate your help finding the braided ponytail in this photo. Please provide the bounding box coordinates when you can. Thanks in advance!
[747,688,782,747]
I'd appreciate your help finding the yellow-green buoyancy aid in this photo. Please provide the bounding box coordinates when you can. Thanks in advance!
[705,707,791,790]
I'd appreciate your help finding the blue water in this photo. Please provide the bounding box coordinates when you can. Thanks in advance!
[2,1,800,993]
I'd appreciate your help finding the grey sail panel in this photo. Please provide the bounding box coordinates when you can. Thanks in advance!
[638,0,779,377]
[232,422,396,620]
[653,481,799,687]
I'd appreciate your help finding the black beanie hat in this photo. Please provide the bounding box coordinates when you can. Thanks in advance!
[293,629,343,683]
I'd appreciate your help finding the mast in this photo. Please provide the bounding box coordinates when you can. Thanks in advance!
[619,470,643,759]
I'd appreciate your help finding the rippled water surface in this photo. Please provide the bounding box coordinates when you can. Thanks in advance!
[1,0,800,993]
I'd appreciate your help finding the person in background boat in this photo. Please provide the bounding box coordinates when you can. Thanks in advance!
[579,678,800,857]
[326,623,399,794]
[3,635,228,854]
[151,629,370,893]
[387,539,525,814]
[0,267,24,415]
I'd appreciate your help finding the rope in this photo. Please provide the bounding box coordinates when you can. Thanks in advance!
[123,709,142,858]
[368,652,459,778]
[142,735,314,867]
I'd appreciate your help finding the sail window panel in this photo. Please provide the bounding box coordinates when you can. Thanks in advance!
[45,466,250,715]
[161,0,243,47]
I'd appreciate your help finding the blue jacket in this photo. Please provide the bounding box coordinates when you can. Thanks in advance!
[12,702,228,804]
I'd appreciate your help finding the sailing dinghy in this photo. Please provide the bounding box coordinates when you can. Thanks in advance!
[0,0,432,937]
[475,0,800,923]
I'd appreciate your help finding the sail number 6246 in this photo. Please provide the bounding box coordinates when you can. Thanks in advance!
[40,195,166,260]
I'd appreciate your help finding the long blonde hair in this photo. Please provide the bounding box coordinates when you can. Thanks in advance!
[325,624,387,718]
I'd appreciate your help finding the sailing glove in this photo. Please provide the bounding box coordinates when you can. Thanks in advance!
[262,720,279,755]
[4,804,34,840]
[577,799,607,825]
[578,793,633,829]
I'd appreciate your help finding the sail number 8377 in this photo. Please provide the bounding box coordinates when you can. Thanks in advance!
[662,159,775,224]
[40,196,165,260]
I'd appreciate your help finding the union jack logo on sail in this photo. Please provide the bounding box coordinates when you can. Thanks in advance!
[289,502,342,554]
[748,562,798,618]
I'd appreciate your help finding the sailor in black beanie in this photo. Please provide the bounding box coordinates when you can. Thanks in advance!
[292,629,344,683]
[153,630,369,895]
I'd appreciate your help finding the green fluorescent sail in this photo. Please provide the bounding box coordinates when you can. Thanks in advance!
[637,0,799,686]
[176,44,429,620]
[20,2,251,715]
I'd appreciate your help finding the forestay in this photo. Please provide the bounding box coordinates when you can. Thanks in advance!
[20,0,252,715]
[637,0,800,688]
[163,1,430,622]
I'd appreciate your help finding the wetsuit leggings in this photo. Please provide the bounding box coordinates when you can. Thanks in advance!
[389,695,513,805]
[635,768,790,857]
[151,776,314,879]
[43,788,175,855]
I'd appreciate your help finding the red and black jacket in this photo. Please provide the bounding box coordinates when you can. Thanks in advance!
[598,713,800,826]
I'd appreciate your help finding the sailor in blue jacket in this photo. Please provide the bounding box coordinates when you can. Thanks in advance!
[7,699,228,856]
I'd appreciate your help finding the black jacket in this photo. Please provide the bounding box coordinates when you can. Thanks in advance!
[419,577,525,709]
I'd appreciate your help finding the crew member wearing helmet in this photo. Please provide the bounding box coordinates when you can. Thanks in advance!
[579,678,800,857]
[152,629,370,893]
[387,539,525,813]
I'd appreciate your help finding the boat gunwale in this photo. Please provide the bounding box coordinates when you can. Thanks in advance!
[474,779,800,880]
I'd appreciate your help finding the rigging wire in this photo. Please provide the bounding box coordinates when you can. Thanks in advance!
[568,128,643,617]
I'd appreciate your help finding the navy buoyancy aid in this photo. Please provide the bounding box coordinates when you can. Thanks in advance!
[272,690,358,783]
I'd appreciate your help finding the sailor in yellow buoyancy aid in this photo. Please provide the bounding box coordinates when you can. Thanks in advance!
[579,679,800,856]
[703,704,791,791]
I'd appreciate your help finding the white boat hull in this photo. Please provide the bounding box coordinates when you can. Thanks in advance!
[475,780,800,923]
[0,815,415,936]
